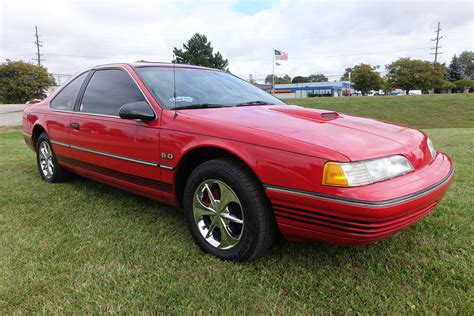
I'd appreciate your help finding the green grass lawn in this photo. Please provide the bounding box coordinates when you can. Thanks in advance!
[1,94,473,313]
[291,93,474,129]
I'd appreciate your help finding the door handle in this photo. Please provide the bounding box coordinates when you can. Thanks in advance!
[70,122,80,130]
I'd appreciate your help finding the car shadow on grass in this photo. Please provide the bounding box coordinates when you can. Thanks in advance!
[61,175,415,269]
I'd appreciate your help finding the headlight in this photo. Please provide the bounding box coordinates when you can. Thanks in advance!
[322,155,414,187]
[427,138,436,160]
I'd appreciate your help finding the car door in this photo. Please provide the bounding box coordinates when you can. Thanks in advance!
[47,71,89,158]
[67,68,165,199]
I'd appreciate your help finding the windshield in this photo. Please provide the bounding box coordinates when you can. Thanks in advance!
[135,66,285,109]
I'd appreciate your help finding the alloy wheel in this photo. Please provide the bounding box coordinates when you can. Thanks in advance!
[193,179,244,249]
[39,141,54,178]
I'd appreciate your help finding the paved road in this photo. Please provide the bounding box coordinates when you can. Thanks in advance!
[0,104,26,126]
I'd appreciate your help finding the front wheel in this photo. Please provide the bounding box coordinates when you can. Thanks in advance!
[183,158,276,261]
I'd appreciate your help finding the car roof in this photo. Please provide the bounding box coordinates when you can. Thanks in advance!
[94,62,218,71]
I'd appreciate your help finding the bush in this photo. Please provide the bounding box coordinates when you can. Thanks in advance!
[454,79,474,92]
[0,60,56,104]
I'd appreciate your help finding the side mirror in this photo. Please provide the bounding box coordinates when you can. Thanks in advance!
[119,101,155,122]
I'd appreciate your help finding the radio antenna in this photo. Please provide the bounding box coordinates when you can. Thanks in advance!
[172,54,178,119]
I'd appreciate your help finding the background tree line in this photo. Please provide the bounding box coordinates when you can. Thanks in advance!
[266,51,474,95]
[264,73,329,84]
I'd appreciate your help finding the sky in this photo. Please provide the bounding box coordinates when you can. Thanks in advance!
[0,0,473,83]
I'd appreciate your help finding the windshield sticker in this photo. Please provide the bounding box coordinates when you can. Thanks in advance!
[170,96,194,103]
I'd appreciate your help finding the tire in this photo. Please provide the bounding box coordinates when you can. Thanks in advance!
[36,132,72,183]
[183,158,276,261]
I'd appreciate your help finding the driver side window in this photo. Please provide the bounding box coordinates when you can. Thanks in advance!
[80,69,145,116]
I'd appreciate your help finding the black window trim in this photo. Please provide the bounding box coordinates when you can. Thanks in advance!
[49,66,157,121]
[132,64,287,110]
[133,65,230,111]
[75,66,156,120]
[132,64,213,110]
[49,70,90,113]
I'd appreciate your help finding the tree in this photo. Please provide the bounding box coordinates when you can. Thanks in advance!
[457,51,474,79]
[248,77,257,85]
[380,78,393,95]
[291,76,308,83]
[386,58,444,95]
[340,67,352,81]
[281,74,291,83]
[265,74,292,85]
[290,74,328,83]
[454,79,474,93]
[173,33,229,70]
[350,63,382,95]
[0,60,56,104]
[435,80,456,93]
[307,73,328,82]
[447,55,462,82]
[264,75,273,84]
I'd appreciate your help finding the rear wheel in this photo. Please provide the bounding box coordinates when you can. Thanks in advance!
[183,158,276,261]
[36,133,72,183]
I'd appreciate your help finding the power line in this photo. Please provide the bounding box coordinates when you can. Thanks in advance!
[33,26,45,66]
[430,22,443,63]
[230,47,433,61]
[31,46,433,62]
[4,43,468,65]
[44,53,110,59]
[7,45,442,61]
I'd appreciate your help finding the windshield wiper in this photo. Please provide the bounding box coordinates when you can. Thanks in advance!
[173,103,226,110]
[235,100,273,107]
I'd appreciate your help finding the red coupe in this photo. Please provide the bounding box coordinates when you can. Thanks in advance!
[22,63,453,261]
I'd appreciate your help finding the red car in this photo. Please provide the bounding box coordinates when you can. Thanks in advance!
[22,63,453,261]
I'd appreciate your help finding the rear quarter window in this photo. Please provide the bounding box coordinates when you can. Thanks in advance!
[50,72,88,111]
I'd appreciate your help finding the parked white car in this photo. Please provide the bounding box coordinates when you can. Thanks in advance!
[367,90,385,96]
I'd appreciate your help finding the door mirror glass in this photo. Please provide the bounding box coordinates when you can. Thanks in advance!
[119,101,155,122]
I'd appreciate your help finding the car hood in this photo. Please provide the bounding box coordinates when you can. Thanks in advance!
[180,105,428,167]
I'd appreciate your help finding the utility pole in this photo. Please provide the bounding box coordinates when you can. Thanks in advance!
[430,22,443,63]
[33,26,44,66]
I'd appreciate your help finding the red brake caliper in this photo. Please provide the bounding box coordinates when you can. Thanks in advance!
[203,185,220,207]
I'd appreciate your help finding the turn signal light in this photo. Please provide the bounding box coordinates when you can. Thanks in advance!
[322,162,349,187]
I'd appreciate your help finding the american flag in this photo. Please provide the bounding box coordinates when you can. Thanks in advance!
[274,49,288,61]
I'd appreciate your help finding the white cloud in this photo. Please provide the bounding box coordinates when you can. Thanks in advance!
[1,0,472,82]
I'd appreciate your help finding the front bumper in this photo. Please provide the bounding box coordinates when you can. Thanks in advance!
[265,152,454,244]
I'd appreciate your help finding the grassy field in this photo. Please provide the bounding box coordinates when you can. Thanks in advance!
[1,94,473,313]
[291,93,474,129]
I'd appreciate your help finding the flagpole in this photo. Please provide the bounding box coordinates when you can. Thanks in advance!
[272,48,275,94]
